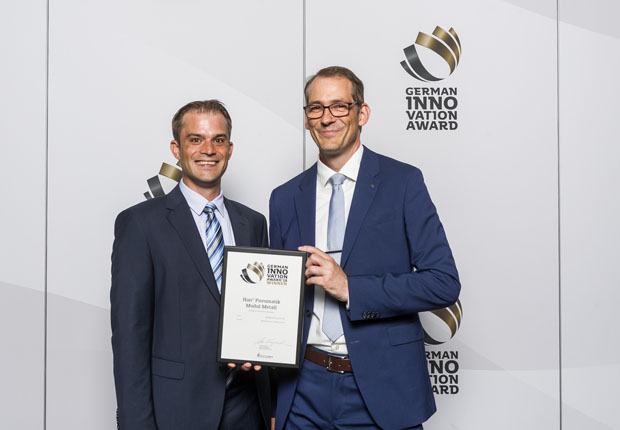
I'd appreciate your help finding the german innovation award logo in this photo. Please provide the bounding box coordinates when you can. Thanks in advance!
[240,262,265,284]
[401,26,462,131]
[401,26,462,82]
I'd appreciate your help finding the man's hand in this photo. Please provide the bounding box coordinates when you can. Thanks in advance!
[298,245,349,302]
[227,362,262,371]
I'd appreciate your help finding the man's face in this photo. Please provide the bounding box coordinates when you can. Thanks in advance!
[305,76,369,159]
[170,111,233,198]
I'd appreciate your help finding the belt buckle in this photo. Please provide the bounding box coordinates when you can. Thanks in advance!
[325,355,345,374]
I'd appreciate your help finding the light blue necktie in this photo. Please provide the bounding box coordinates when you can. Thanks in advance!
[204,202,224,292]
[323,173,346,341]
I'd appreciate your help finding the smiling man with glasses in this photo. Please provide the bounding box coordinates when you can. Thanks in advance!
[269,66,461,430]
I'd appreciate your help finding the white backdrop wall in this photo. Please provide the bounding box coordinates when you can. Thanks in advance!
[0,1,47,429]
[0,0,619,429]
[559,1,620,429]
[45,1,303,428]
[305,1,560,428]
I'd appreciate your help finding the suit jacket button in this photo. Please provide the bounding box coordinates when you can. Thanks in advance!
[305,309,311,317]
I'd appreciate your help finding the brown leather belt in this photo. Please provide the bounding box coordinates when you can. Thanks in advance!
[304,347,352,373]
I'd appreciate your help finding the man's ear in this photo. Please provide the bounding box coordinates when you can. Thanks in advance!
[227,141,234,160]
[170,140,181,160]
[358,103,370,127]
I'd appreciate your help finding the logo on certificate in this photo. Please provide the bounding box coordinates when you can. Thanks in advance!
[240,262,265,284]
[266,264,289,286]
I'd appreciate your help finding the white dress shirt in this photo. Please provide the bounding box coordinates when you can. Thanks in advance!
[179,180,236,250]
[307,145,364,355]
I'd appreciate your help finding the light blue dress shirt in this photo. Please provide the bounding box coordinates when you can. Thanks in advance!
[179,180,236,250]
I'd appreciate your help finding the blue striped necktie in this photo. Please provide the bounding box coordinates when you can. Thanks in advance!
[323,173,346,341]
[204,202,224,292]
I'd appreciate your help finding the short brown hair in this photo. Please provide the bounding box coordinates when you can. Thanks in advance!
[304,66,365,105]
[171,100,232,142]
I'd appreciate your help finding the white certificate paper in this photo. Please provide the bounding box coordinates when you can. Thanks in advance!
[217,247,306,368]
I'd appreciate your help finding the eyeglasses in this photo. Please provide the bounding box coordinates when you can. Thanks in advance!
[303,102,358,119]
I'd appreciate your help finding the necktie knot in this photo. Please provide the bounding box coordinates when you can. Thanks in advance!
[330,173,346,188]
[204,202,217,215]
[204,201,224,292]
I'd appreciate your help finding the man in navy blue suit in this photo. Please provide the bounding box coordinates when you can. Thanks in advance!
[111,100,271,429]
[269,67,461,429]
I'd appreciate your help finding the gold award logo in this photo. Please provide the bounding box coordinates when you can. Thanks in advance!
[240,262,265,284]
[401,26,462,82]
[144,161,182,200]
[420,299,463,345]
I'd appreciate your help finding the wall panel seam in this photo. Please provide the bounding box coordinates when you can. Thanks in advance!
[44,0,50,428]
[302,0,307,171]
[556,0,563,428]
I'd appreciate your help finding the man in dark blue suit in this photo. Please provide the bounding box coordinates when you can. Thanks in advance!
[269,67,460,429]
[111,100,271,429]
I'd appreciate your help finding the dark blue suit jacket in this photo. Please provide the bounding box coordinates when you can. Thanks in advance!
[111,185,270,429]
[269,147,460,430]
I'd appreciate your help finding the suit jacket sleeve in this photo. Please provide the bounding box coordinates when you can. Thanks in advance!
[346,167,460,320]
[268,194,283,250]
[110,209,157,429]
[259,213,268,248]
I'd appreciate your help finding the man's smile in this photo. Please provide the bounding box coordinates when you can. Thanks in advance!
[195,159,219,166]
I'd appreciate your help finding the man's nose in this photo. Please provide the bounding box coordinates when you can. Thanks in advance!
[200,140,216,154]
[321,107,336,124]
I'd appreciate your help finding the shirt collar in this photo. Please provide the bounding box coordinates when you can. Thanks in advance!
[317,145,364,188]
[179,179,226,216]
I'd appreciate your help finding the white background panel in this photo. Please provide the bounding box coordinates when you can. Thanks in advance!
[559,0,620,428]
[426,369,560,429]
[0,2,48,291]
[0,1,47,428]
[306,0,559,428]
[45,0,303,428]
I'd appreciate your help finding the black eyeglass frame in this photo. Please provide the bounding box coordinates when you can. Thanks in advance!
[303,101,359,119]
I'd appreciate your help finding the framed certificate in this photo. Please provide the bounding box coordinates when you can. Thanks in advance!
[217,246,306,368]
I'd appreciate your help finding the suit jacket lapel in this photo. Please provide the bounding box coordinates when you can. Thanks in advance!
[166,186,221,305]
[341,147,380,268]
[294,166,317,325]
[294,165,317,247]
[224,198,250,246]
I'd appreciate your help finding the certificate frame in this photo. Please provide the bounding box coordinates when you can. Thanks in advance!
[217,246,306,368]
